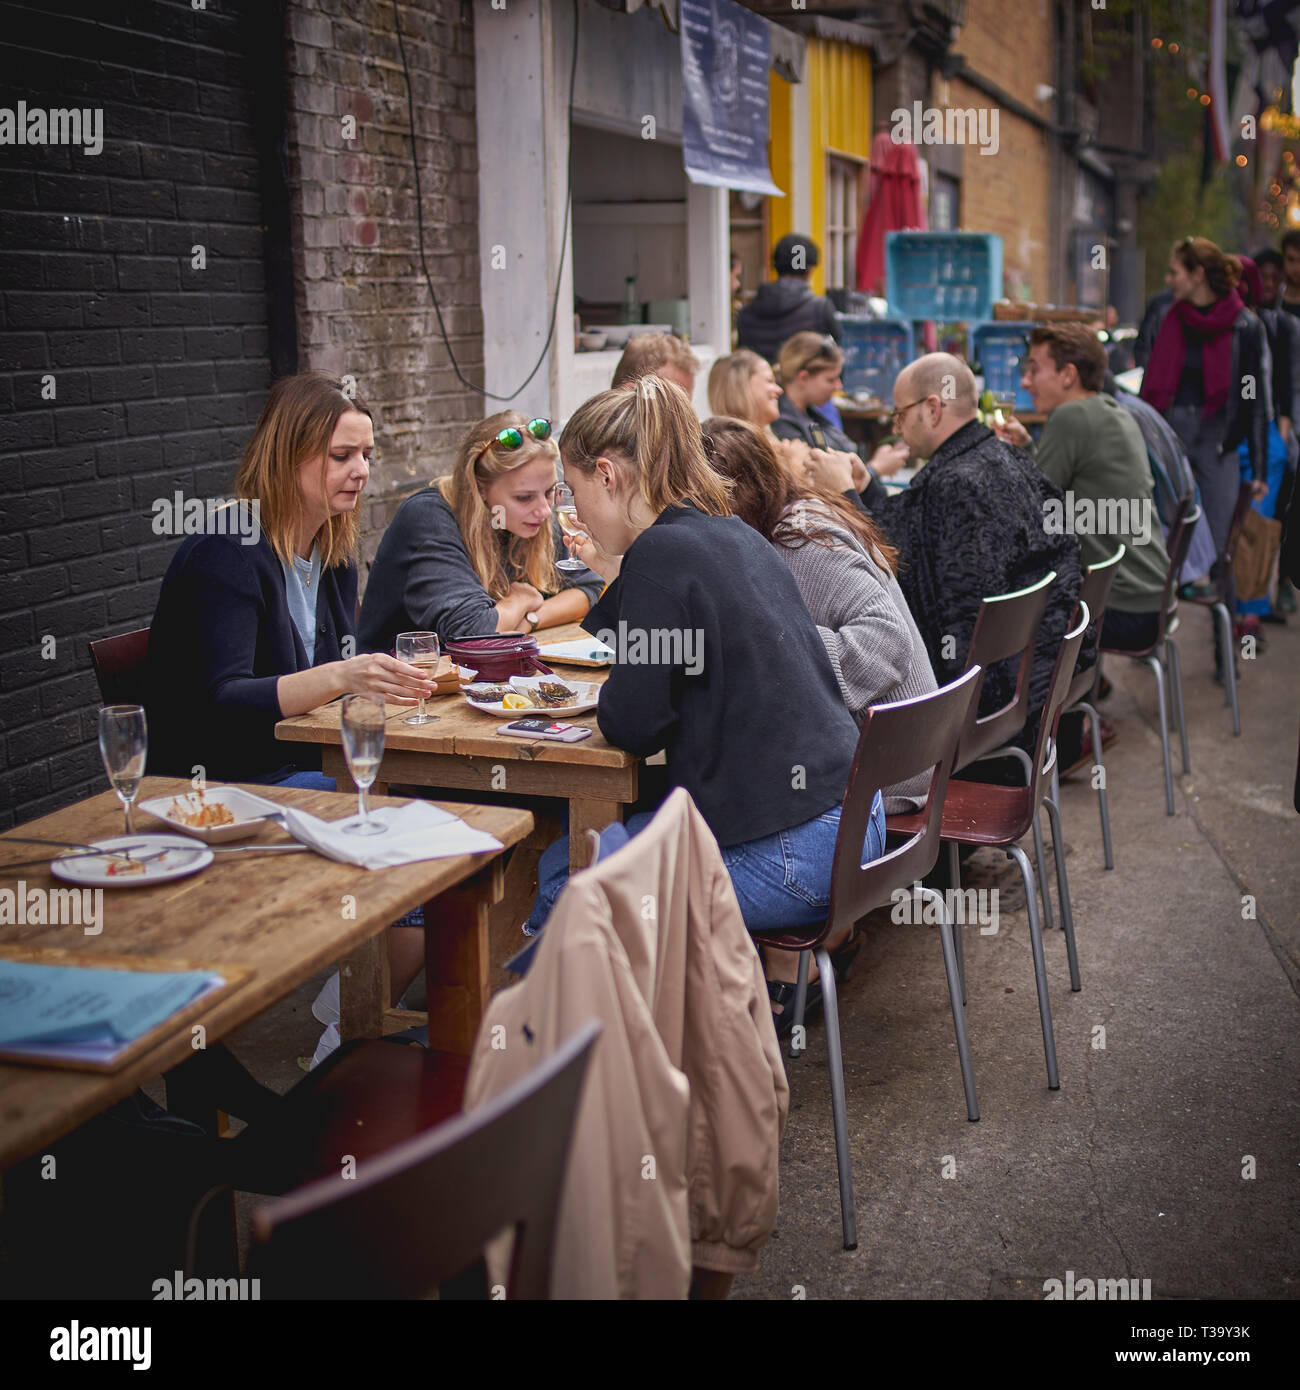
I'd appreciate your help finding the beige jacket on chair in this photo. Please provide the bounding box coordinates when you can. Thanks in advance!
[463,788,789,1299]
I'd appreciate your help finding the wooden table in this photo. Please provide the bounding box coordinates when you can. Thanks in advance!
[275,623,642,989]
[0,778,532,1169]
[275,623,640,877]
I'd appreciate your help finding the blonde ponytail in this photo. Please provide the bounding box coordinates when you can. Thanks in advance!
[561,379,731,517]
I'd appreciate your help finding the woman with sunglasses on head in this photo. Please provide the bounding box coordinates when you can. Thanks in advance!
[525,376,887,1034]
[1139,236,1270,680]
[359,412,604,656]
[771,332,909,500]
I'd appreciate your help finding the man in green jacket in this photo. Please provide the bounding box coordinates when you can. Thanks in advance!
[995,321,1170,652]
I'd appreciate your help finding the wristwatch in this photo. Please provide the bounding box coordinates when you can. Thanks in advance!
[525,611,540,632]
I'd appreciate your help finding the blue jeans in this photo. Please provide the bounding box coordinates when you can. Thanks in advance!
[524,792,887,936]
[259,769,337,792]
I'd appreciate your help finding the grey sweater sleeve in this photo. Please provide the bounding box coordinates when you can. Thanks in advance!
[777,510,914,719]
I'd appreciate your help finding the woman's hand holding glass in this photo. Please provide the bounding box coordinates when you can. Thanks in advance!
[337,651,435,704]
[563,529,621,585]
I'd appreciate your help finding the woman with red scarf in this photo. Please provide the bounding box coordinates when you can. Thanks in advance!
[1141,237,1270,678]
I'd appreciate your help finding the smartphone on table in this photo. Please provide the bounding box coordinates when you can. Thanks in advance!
[498,719,592,742]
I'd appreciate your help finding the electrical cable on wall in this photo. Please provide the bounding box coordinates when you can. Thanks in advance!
[393,0,579,402]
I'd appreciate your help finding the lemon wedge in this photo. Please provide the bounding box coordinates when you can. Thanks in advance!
[502,691,532,709]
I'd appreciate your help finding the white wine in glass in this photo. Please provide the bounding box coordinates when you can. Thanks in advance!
[340,694,387,836]
[554,484,587,572]
[98,704,148,834]
[395,631,440,725]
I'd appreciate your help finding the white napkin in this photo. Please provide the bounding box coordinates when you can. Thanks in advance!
[537,637,614,663]
[281,801,503,869]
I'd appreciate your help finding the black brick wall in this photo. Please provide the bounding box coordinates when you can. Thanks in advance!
[0,1,278,828]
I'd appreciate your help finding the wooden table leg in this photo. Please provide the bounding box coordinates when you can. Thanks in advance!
[424,859,504,1054]
[568,798,624,872]
[488,810,564,990]
[339,935,389,1041]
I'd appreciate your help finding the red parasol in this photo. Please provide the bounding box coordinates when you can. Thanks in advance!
[856,131,927,296]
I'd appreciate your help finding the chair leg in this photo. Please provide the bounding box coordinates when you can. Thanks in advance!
[1214,603,1241,736]
[1078,699,1113,870]
[815,946,856,1250]
[1143,653,1175,815]
[1031,811,1054,930]
[789,948,811,1060]
[947,840,966,1005]
[1165,638,1191,774]
[1006,845,1060,1090]
[918,887,979,1122]
[1041,794,1081,992]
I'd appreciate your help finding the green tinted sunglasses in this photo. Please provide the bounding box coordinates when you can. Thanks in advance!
[493,418,552,451]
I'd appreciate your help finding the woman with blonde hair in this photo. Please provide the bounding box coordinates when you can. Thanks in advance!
[359,410,603,654]
[523,375,886,1033]
[773,331,909,494]
[147,370,434,788]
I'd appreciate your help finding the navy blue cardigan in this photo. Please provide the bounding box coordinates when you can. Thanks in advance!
[146,533,357,783]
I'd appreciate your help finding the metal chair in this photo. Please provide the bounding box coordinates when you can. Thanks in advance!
[757,666,983,1250]
[87,627,151,706]
[1179,482,1255,737]
[1061,544,1126,869]
[888,604,1093,1098]
[241,1021,601,1299]
[955,572,1061,932]
[1099,497,1197,815]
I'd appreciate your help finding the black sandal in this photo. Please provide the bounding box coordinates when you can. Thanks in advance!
[829,933,863,982]
[768,978,822,1038]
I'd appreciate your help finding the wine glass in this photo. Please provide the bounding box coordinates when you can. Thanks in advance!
[553,484,588,572]
[340,694,387,836]
[98,705,147,834]
[395,630,440,725]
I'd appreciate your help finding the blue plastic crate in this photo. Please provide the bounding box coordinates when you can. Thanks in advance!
[885,232,1003,323]
[838,316,914,400]
[969,320,1039,411]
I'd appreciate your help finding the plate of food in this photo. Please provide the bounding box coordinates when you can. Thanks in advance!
[463,676,599,717]
[49,835,214,888]
[137,786,283,843]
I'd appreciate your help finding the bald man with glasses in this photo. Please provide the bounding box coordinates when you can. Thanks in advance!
[854,353,1090,768]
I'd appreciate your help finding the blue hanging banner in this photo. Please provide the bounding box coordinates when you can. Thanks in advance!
[680,0,784,197]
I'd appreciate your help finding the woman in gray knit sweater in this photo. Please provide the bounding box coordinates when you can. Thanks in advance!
[704,416,937,812]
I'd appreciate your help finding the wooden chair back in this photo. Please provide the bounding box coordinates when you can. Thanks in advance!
[87,627,151,707]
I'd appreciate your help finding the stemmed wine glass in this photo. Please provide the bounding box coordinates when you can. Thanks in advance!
[553,484,587,572]
[395,631,440,725]
[98,704,147,834]
[340,694,387,836]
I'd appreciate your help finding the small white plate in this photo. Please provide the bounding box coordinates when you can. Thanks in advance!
[464,676,599,718]
[138,787,283,843]
[49,835,214,887]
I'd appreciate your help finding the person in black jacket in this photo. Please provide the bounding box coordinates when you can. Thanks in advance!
[147,371,433,787]
[856,353,1088,764]
[1139,237,1270,677]
[736,233,842,365]
[527,376,887,1028]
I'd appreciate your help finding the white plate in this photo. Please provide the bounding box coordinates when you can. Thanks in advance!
[137,786,284,843]
[49,835,214,887]
[464,676,599,718]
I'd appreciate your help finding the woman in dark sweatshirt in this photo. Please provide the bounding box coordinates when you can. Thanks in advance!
[526,376,886,1025]
[147,371,433,788]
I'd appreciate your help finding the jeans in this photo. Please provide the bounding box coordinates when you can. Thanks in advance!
[259,769,337,792]
[524,792,887,937]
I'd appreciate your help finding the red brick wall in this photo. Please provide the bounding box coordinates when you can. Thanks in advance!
[285,0,483,569]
